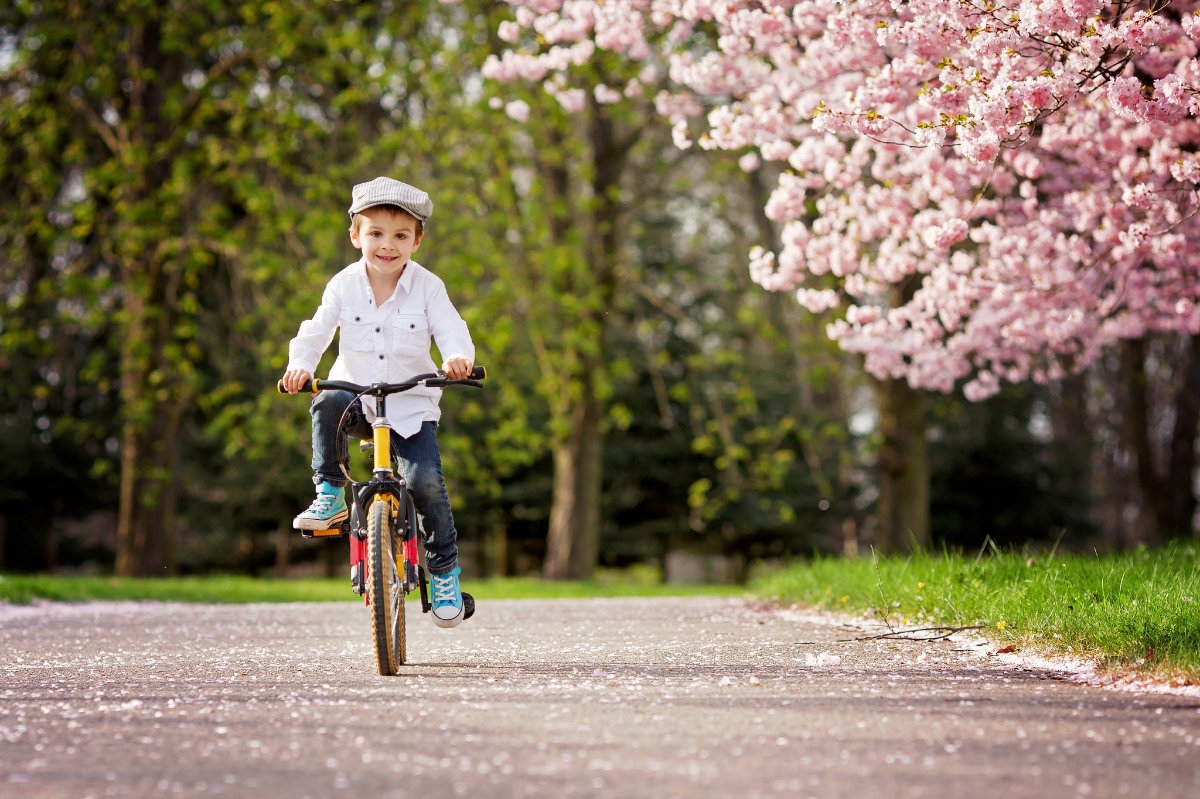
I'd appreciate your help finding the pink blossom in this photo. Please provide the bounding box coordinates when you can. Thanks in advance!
[505,100,531,123]
[923,218,970,250]
[594,84,622,104]
[554,86,586,113]
[795,288,840,313]
[670,119,693,149]
[498,20,521,43]
[747,246,776,286]
[1007,150,1044,180]
[959,129,1001,163]
[486,0,1200,397]
[914,124,948,147]
[845,304,880,325]
[1121,183,1154,210]
[1184,13,1200,42]
[1171,154,1200,184]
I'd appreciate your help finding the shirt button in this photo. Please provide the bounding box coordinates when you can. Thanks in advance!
[375,327,381,332]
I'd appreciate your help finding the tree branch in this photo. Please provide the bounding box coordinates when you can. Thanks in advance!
[838,624,987,643]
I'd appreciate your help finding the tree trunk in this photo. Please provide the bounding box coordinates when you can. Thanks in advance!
[1120,335,1200,543]
[539,101,629,579]
[543,388,605,579]
[488,521,509,578]
[111,208,185,577]
[275,524,290,575]
[86,16,186,577]
[1164,335,1200,539]
[873,375,929,552]
[114,397,182,576]
[1050,373,1093,498]
[871,276,929,553]
[1120,338,1161,541]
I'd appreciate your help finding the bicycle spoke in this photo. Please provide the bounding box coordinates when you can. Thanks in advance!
[368,499,406,675]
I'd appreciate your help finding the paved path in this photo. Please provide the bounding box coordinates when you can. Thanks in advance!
[2,596,1199,798]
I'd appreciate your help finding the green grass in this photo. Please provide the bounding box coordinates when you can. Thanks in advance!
[751,542,1200,683]
[0,574,356,604]
[6,546,1198,683]
[0,567,743,606]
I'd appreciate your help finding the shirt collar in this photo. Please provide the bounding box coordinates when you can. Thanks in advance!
[355,257,421,305]
[399,259,420,292]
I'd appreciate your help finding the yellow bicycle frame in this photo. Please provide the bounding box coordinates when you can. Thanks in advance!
[370,419,404,576]
[372,422,391,473]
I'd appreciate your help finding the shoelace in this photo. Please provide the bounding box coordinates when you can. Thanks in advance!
[307,492,341,515]
[430,573,460,606]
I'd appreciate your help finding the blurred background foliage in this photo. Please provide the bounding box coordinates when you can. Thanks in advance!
[0,1,1188,580]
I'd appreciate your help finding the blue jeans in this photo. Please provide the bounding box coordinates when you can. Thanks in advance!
[310,390,459,575]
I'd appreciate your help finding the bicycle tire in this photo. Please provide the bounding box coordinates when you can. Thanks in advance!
[367,498,405,674]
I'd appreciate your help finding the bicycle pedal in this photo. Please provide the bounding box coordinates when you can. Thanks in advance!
[300,527,343,538]
[463,592,475,621]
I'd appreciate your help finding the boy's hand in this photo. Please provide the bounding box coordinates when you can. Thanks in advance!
[442,358,472,380]
[281,368,314,394]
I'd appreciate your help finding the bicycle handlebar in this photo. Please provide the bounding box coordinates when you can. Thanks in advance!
[277,365,487,396]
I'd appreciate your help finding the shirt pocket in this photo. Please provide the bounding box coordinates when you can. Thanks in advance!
[339,313,377,353]
[392,312,430,355]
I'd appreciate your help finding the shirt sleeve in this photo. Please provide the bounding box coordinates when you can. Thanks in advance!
[426,278,475,365]
[287,280,342,374]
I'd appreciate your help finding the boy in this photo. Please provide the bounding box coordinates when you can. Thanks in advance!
[280,177,474,628]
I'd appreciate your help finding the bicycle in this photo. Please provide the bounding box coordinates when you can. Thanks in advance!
[277,366,486,675]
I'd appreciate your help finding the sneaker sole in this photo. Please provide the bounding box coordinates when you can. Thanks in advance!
[293,509,349,530]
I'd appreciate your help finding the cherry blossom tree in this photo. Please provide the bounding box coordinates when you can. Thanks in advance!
[474,0,1200,402]
[464,0,1200,548]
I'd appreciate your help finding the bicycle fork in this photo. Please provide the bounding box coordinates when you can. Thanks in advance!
[350,416,401,603]
[348,415,431,610]
[349,495,428,605]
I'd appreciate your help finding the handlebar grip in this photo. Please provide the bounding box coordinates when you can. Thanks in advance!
[470,365,487,380]
[277,378,316,394]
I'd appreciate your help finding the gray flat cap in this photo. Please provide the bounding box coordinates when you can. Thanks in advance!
[348,177,433,223]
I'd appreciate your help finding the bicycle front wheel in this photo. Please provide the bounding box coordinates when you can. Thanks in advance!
[367,498,405,674]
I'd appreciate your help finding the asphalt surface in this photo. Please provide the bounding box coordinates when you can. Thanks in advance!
[2,596,1199,798]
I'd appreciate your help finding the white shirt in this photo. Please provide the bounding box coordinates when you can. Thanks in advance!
[287,258,475,437]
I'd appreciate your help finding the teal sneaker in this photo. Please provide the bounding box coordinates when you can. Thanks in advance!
[430,567,464,628]
[293,481,348,530]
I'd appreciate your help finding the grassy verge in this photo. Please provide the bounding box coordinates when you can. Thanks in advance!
[751,542,1200,683]
[6,546,1197,683]
[0,568,743,606]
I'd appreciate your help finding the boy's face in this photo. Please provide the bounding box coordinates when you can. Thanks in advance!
[350,206,423,278]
